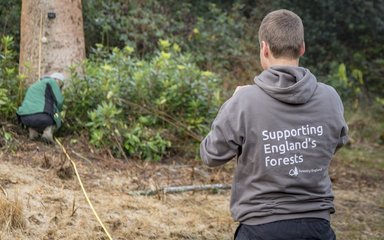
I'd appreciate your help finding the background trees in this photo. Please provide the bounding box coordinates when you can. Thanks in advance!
[82,0,384,108]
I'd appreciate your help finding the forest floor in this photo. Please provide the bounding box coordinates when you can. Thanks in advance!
[0,129,383,240]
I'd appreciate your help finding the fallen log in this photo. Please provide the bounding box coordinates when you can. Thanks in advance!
[128,183,231,196]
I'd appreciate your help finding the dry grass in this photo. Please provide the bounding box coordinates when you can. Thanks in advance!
[330,145,384,240]
[0,195,26,234]
[333,189,384,240]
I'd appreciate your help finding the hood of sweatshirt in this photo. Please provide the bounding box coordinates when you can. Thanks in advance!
[255,66,317,104]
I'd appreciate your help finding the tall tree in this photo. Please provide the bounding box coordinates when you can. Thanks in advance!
[19,0,85,85]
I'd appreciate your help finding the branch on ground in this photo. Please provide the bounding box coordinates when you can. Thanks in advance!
[128,183,231,196]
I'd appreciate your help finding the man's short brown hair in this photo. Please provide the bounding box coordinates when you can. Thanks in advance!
[258,9,304,59]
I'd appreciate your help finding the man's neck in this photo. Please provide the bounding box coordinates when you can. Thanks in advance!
[269,57,299,67]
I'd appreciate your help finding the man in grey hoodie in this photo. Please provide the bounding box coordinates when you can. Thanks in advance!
[200,9,348,240]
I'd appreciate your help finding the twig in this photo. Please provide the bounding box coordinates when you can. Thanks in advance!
[71,150,92,164]
[55,138,113,240]
[112,134,129,161]
[128,183,231,196]
[119,98,203,142]
[0,184,7,198]
[71,197,78,217]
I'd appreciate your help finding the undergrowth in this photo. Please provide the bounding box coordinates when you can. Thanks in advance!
[63,41,222,160]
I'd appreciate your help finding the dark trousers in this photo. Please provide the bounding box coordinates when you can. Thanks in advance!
[235,218,336,240]
[19,113,54,132]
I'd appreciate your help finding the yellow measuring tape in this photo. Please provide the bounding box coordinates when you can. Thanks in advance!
[55,138,113,240]
[39,7,111,238]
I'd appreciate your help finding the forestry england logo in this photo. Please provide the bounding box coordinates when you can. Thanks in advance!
[289,167,299,177]
[288,167,324,177]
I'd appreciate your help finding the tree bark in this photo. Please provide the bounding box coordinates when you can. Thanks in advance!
[19,0,85,85]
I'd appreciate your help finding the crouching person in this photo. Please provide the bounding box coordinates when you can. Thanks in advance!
[17,72,65,144]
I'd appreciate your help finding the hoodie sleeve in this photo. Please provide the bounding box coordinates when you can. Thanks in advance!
[200,95,244,167]
[329,86,349,153]
[335,105,349,153]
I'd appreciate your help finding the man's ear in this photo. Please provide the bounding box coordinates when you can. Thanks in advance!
[261,41,269,58]
[299,42,305,56]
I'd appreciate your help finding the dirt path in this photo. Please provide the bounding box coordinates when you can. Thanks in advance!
[0,139,383,240]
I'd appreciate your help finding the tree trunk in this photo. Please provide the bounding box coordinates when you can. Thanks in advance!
[19,0,85,85]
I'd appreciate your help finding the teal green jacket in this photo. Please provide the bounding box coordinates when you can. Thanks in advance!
[17,77,64,128]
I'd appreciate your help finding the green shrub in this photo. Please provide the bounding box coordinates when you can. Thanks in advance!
[64,42,222,160]
[0,88,14,118]
[345,102,384,146]
[0,126,15,151]
[0,35,24,121]
[123,120,171,161]
[82,1,258,90]
[324,62,381,111]
[182,3,250,70]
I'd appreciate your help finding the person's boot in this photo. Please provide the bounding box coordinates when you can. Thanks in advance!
[42,125,55,144]
[28,128,39,140]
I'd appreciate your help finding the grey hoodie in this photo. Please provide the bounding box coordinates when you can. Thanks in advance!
[200,66,348,225]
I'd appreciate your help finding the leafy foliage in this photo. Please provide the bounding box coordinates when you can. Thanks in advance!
[0,36,24,121]
[64,42,221,160]
[82,0,259,87]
